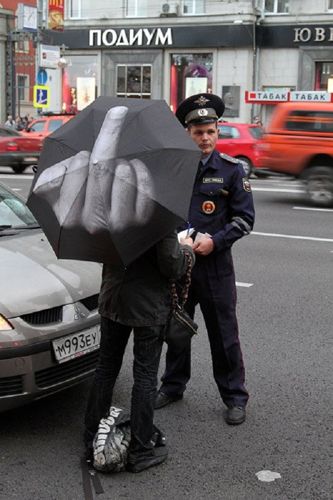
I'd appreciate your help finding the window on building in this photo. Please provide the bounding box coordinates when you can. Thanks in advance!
[315,62,333,91]
[15,40,29,53]
[68,0,81,18]
[329,0,333,10]
[126,0,148,17]
[17,75,29,102]
[116,65,152,98]
[183,0,205,15]
[265,0,289,13]
[170,53,213,112]
[67,0,92,18]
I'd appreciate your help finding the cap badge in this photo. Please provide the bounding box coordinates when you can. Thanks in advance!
[194,96,210,107]
[198,109,208,116]
[202,200,216,214]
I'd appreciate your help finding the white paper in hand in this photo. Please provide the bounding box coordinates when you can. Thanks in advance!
[178,228,195,242]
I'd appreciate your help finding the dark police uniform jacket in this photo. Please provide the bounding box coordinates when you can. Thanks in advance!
[188,149,255,275]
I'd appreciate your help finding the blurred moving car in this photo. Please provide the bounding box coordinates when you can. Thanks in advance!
[216,122,264,176]
[254,102,333,207]
[23,113,75,140]
[0,183,102,412]
[0,126,42,174]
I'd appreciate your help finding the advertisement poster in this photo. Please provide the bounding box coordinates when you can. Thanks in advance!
[48,0,64,31]
[185,77,208,98]
[77,77,96,110]
[222,85,240,117]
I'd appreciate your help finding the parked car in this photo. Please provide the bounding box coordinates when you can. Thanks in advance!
[254,102,333,207]
[0,126,42,174]
[23,113,75,140]
[0,182,102,412]
[216,122,264,176]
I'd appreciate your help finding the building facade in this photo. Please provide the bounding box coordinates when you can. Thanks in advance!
[6,0,333,125]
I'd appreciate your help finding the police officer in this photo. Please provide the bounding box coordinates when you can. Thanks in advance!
[155,93,255,425]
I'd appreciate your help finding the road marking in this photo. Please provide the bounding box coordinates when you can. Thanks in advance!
[12,188,21,191]
[236,281,253,288]
[293,206,333,213]
[252,231,333,242]
[252,187,305,193]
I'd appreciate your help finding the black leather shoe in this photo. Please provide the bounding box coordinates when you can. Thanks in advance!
[126,447,168,473]
[154,391,183,409]
[225,406,246,425]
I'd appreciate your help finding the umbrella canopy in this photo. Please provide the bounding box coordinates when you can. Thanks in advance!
[27,97,201,265]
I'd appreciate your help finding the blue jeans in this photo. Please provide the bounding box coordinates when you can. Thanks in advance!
[84,317,164,457]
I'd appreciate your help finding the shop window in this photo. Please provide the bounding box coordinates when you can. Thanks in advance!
[264,0,289,13]
[170,53,213,112]
[62,55,98,112]
[126,0,148,17]
[183,0,205,15]
[314,62,333,91]
[17,75,29,102]
[116,65,152,98]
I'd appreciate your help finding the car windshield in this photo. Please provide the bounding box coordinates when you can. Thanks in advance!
[0,186,38,230]
[249,126,264,139]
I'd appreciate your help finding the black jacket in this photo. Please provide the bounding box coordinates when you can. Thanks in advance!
[98,231,194,326]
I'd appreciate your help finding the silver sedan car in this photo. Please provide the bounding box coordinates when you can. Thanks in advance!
[0,182,102,412]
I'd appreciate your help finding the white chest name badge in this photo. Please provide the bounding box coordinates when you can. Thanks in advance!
[202,200,216,214]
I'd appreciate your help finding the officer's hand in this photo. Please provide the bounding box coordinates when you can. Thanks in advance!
[193,236,214,256]
[180,236,194,247]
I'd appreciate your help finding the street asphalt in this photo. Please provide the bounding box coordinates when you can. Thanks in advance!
[0,169,332,500]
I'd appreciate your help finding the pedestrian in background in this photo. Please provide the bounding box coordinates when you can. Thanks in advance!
[84,232,195,473]
[4,115,15,129]
[155,93,255,425]
[15,116,25,131]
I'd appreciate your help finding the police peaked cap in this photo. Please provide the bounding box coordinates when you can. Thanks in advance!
[176,93,225,127]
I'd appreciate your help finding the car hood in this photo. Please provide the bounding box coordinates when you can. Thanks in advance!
[0,230,102,318]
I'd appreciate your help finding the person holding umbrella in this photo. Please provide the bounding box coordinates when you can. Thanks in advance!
[155,93,255,426]
[27,97,202,472]
[78,104,196,473]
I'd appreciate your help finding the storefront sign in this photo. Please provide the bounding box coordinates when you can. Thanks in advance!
[246,90,333,104]
[293,27,333,43]
[245,91,289,103]
[289,91,331,102]
[89,28,173,47]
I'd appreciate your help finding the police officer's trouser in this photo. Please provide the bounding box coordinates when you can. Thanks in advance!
[161,252,249,408]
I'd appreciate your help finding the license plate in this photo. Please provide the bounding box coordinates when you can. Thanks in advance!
[52,326,100,363]
[24,156,38,162]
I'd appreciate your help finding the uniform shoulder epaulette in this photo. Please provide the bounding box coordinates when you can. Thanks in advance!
[219,152,239,164]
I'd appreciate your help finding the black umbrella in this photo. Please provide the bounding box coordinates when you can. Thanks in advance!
[27,97,201,265]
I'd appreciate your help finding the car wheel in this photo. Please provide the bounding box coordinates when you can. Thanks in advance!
[12,164,26,174]
[303,166,333,207]
[237,156,252,177]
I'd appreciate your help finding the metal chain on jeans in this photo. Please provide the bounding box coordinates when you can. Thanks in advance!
[170,251,193,311]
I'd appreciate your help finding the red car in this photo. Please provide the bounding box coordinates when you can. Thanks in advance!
[216,122,264,176]
[0,126,42,174]
[24,113,75,140]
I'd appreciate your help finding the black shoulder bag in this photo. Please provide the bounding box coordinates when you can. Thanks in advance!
[164,251,198,354]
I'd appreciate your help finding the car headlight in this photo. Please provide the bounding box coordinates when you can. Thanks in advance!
[0,314,13,330]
